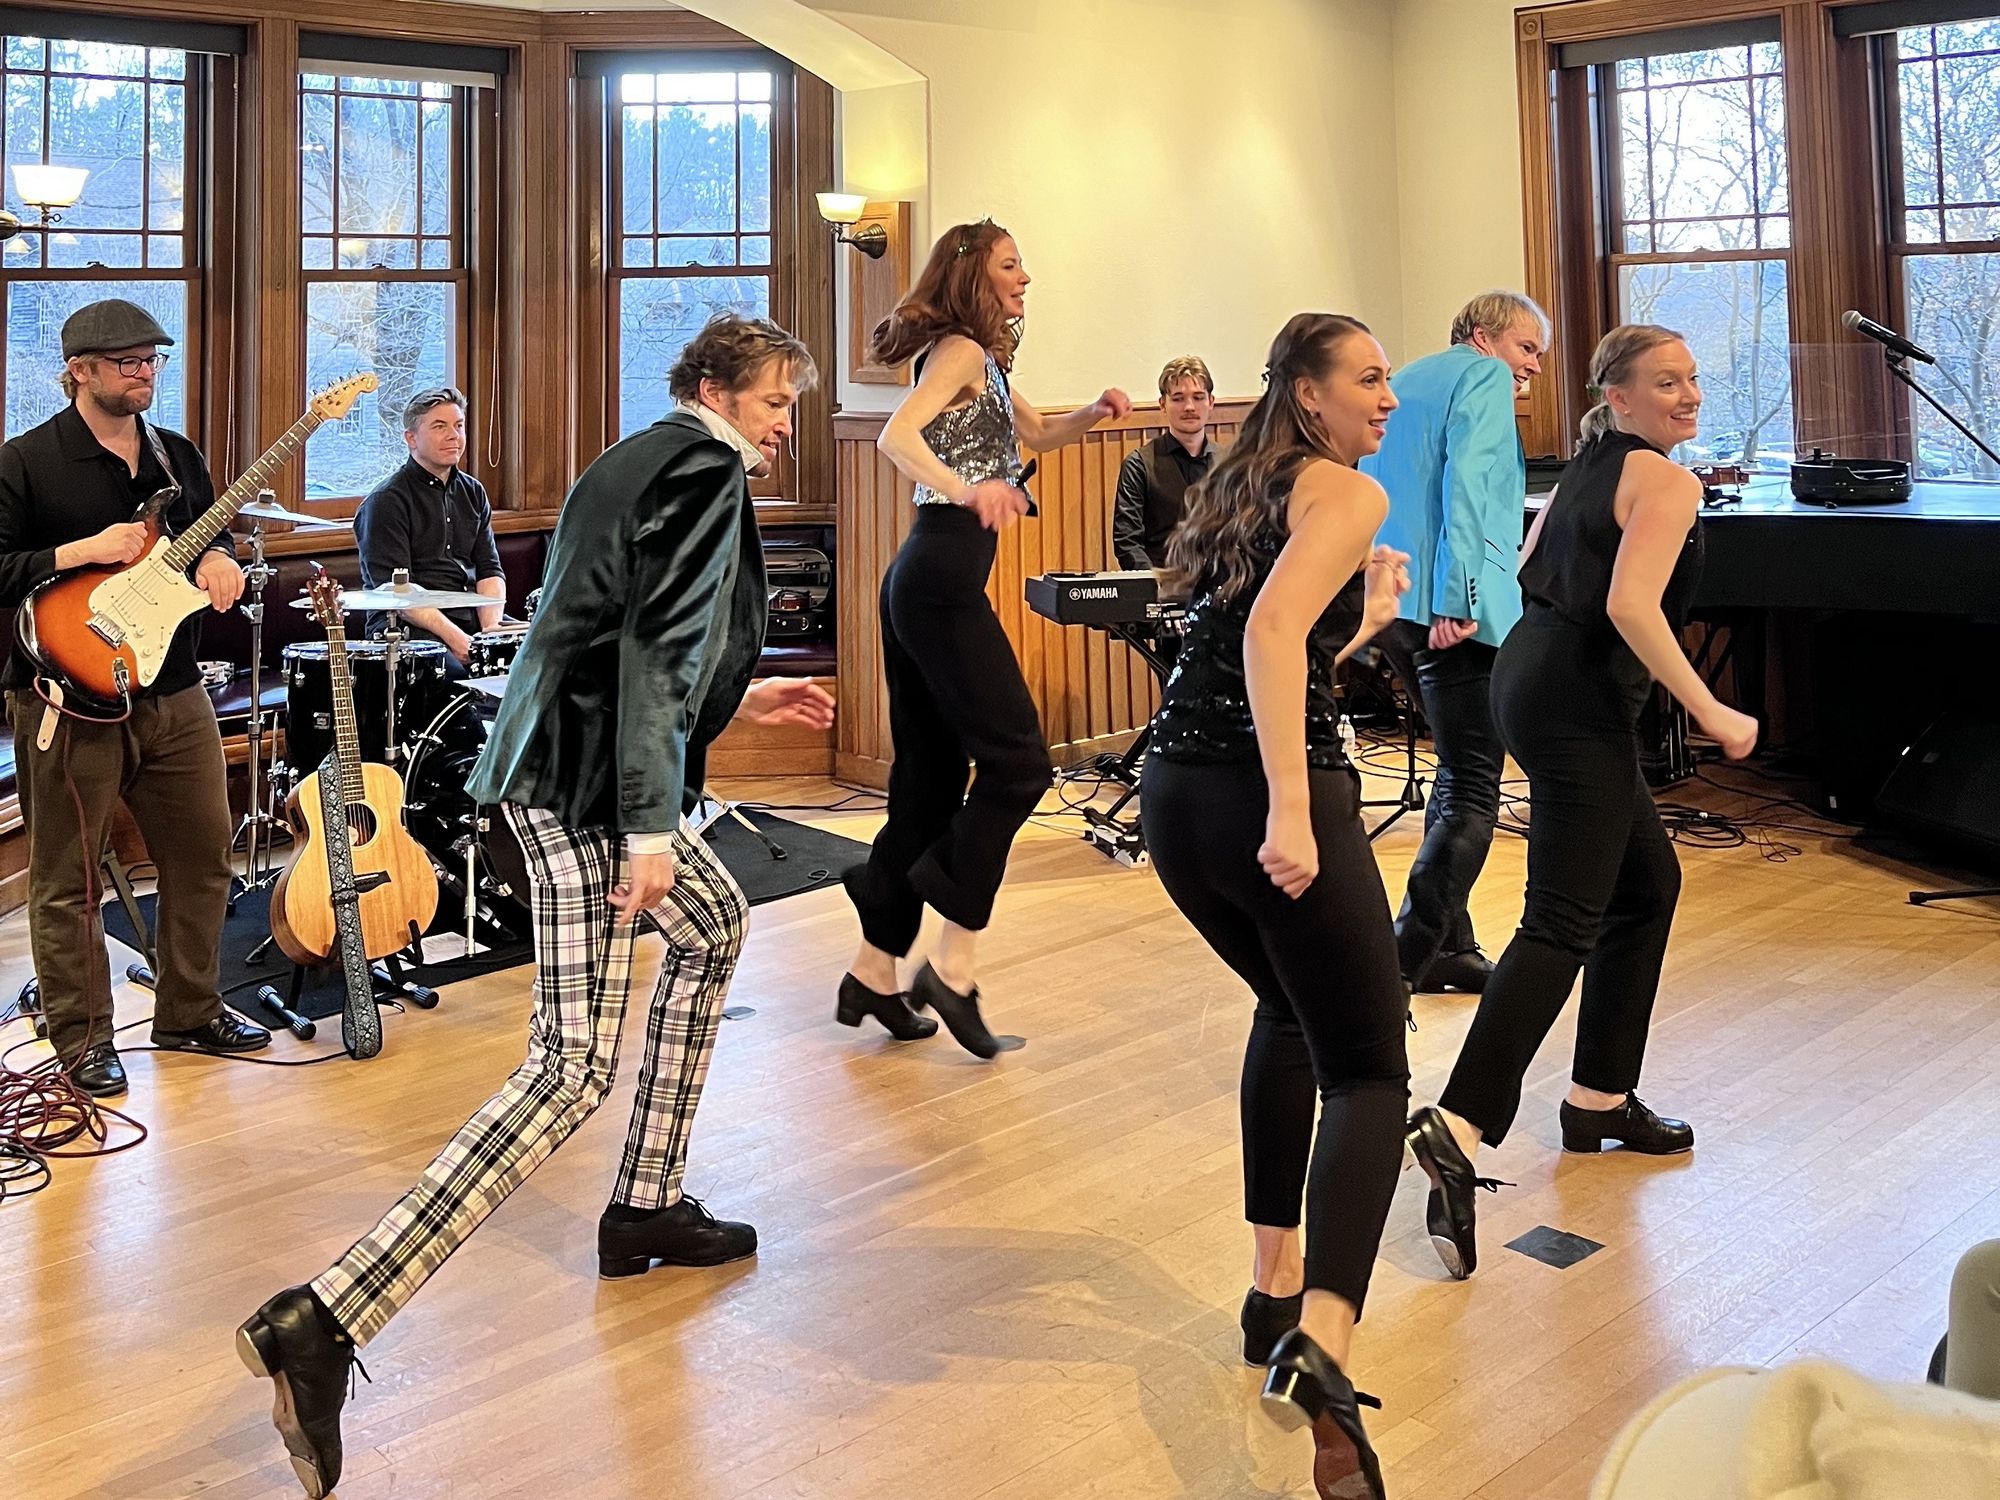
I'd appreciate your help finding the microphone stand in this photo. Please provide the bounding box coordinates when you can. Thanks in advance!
[1884,353,2000,472]
[1881,353,2000,908]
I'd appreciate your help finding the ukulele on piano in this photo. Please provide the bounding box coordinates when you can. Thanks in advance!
[271,565,439,1057]
[14,374,377,719]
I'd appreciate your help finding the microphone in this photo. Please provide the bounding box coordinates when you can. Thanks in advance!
[1843,310,1936,366]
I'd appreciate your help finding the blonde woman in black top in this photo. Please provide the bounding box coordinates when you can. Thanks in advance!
[1408,325,1758,1281]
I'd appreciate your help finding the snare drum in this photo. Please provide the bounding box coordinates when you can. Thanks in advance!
[282,638,451,775]
[467,626,530,678]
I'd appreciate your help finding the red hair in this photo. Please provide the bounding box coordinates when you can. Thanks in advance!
[869,219,1021,372]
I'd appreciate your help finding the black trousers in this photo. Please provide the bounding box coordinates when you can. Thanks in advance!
[1379,619,1503,980]
[1438,614,1682,1146]
[846,506,1053,956]
[1143,757,1410,1312]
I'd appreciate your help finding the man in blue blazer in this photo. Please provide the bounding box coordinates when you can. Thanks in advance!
[1361,291,1547,997]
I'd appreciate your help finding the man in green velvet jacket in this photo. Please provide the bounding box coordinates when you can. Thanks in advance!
[238,314,833,1500]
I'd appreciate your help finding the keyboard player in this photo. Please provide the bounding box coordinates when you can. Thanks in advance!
[1113,356,1216,663]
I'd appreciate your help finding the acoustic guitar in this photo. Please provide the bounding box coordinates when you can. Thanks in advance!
[14,373,376,719]
[271,567,440,993]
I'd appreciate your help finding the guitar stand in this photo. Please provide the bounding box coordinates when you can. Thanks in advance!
[258,927,439,1044]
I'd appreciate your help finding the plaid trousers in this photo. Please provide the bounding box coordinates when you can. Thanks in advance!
[311,803,748,1347]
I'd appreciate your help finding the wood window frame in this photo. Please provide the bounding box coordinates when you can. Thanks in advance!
[571,41,835,523]
[295,68,474,513]
[1518,2,1912,467]
[0,31,207,441]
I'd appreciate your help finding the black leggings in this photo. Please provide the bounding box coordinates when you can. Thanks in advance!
[846,506,1053,957]
[1143,757,1410,1313]
[1439,614,1683,1145]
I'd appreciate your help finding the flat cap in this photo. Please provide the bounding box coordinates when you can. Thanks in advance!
[61,299,175,359]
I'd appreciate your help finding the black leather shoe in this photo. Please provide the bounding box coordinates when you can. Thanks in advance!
[237,1286,365,1499]
[68,1043,127,1098]
[835,974,939,1042]
[1406,1106,1503,1280]
[1260,1328,1386,1500]
[598,1197,757,1279]
[1560,1094,1693,1155]
[910,962,1003,1060]
[153,1011,271,1053]
[1240,1287,1303,1366]
[1416,945,1494,994]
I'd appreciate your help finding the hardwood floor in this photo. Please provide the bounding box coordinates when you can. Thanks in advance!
[3,768,1998,1499]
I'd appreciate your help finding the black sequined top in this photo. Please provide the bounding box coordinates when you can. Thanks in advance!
[1150,524,1365,768]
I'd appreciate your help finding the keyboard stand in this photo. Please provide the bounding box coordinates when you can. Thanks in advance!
[1079,618,1179,867]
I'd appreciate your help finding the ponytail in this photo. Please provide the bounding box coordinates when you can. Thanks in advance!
[1579,323,1684,443]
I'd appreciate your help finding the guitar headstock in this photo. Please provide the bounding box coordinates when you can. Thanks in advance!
[310,372,378,422]
[303,562,346,631]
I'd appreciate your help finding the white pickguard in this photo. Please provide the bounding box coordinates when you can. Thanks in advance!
[86,555,209,689]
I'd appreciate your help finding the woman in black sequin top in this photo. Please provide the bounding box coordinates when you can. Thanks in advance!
[836,220,1132,1057]
[1142,313,1410,1500]
[1406,325,1761,1288]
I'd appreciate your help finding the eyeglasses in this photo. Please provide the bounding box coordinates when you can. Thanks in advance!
[103,352,170,377]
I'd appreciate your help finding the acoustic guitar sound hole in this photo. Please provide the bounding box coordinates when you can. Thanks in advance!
[345,806,381,845]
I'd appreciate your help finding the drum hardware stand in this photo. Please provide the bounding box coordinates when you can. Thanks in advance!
[689,790,788,859]
[230,506,293,901]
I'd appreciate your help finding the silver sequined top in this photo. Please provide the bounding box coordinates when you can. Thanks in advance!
[913,352,1025,505]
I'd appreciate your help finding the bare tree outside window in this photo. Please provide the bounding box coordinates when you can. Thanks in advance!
[1609,42,1796,470]
[299,73,462,499]
[1891,22,2000,480]
[1,35,195,438]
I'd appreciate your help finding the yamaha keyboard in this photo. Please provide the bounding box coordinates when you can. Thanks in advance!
[1025,570,1185,628]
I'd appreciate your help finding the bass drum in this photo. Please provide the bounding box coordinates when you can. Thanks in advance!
[402,689,533,939]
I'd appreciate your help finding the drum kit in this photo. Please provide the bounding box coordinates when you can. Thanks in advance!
[231,500,540,953]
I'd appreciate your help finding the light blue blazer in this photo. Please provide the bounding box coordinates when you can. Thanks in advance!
[1359,343,1526,648]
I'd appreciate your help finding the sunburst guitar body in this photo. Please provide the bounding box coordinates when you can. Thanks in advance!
[14,374,378,718]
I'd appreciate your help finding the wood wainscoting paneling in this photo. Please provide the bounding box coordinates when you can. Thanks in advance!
[833,401,1253,790]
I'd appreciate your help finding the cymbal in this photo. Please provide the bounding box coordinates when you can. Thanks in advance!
[290,582,495,612]
[237,499,339,528]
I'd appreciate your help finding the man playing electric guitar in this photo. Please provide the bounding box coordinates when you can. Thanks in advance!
[0,299,269,1098]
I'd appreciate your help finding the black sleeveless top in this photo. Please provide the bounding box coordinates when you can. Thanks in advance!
[1519,429,1704,713]
[1151,522,1364,768]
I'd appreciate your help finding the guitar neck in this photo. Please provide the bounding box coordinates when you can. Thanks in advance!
[323,623,368,805]
[160,408,328,571]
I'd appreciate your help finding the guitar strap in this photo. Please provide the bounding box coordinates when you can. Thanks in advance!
[140,417,183,507]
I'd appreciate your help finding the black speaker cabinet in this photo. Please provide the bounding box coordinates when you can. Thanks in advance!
[1875,710,2000,872]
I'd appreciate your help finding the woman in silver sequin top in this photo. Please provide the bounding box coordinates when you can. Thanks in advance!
[834,219,1131,1058]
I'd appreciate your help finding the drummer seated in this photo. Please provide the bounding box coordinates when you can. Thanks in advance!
[354,385,505,680]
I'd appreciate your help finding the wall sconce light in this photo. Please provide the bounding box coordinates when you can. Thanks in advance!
[0,163,90,242]
[816,191,887,259]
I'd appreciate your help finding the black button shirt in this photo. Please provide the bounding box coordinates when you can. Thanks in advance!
[1114,431,1214,571]
[354,458,503,639]
[0,404,231,695]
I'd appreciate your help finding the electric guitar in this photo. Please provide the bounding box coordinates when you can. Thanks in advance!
[14,374,377,719]
[271,567,439,1055]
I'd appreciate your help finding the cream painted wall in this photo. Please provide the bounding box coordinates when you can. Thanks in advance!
[810,0,1405,407]
[1390,0,1531,361]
